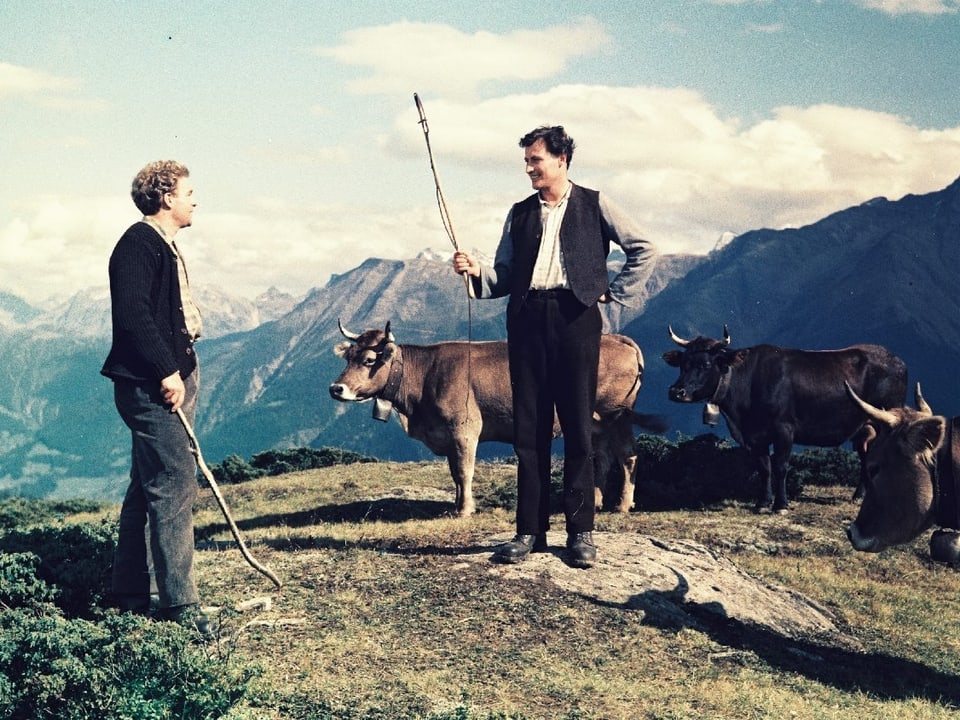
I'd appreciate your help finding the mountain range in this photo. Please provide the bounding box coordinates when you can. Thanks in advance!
[3,175,959,501]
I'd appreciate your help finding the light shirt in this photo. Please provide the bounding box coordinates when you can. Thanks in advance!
[529,183,572,290]
[144,218,203,342]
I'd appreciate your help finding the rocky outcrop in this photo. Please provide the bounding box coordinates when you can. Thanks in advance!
[456,531,859,648]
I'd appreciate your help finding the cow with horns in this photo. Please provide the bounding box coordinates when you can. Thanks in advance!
[662,325,907,513]
[845,382,960,564]
[329,320,666,516]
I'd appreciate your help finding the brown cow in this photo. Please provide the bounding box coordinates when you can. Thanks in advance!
[845,382,960,560]
[329,321,665,516]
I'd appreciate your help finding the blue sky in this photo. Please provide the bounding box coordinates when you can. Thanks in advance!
[2,0,959,304]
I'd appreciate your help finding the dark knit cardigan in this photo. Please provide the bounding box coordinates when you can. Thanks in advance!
[100,222,197,383]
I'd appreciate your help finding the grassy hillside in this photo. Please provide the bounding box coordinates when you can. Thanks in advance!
[162,459,960,719]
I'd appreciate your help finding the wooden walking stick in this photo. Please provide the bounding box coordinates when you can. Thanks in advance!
[414,92,473,295]
[176,408,283,589]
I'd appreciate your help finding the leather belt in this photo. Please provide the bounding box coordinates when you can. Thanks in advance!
[526,288,571,299]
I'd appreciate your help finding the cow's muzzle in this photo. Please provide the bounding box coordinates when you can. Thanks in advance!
[846,523,880,552]
[668,386,690,402]
[329,383,356,401]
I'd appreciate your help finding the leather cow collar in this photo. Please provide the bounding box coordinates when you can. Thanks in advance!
[703,366,733,427]
[372,344,404,422]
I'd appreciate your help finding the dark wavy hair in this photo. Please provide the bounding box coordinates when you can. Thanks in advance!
[130,160,190,215]
[519,126,575,167]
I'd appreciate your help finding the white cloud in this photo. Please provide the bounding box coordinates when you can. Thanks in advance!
[0,62,77,98]
[0,195,129,302]
[391,86,960,254]
[4,84,960,305]
[710,0,958,10]
[313,18,612,99]
[855,0,959,13]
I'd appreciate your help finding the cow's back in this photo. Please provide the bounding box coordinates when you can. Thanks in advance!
[417,335,644,444]
[754,343,907,446]
[596,334,643,415]
[854,344,908,409]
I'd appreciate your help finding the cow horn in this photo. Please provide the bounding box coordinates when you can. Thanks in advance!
[667,325,690,347]
[338,318,361,341]
[721,325,731,347]
[915,382,933,416]
[844,380,898,428]
[384,321,395,344]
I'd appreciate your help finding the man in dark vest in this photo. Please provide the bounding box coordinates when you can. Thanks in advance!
[452,126,658,567]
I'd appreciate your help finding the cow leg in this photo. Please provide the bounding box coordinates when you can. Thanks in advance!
[591,415,638,513]
[591,424,611,511]
[617,454,637,513]
[770,439,793,514]
[754,452,774,512]
[445,442,478,517]
[608,415,637,513]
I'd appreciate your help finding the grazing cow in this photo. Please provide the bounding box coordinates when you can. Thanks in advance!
[845,382,960,560]
[329,321,665,516]
[662,326,907,513]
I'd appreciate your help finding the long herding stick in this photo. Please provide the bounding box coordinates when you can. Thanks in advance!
[414,92,460,253]
[414,93,472,297]
[414,91,478,417]
[176,408,283,589]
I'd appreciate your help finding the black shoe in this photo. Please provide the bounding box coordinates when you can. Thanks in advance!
[494,533,547,564]
[566,532,597,568]
[158,604,217,642]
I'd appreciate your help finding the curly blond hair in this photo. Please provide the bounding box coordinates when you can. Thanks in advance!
[130,160,190,215]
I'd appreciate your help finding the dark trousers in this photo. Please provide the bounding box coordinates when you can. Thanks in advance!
[111,366,200,609]
[507,290,601,536]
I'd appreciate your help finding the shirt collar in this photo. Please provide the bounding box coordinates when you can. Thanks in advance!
[539,182,573,208]
[143,217,179,254]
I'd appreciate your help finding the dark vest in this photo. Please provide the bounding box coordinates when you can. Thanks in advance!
[508,184,610,309]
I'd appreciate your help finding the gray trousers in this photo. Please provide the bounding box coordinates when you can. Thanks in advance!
[111,366,200,609]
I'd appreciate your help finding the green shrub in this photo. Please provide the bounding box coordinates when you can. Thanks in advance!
[788,446,860,487]
[633,434,859,510]
[211,447,379,484]
[0,519,116,618]
[0,609,255,719]
[212,453,265,484]
[0,551,59,610]
[250,447,378,474]
[0,497,106,530]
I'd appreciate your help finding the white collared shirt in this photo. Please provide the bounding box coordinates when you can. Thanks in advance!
[529,183,572,290]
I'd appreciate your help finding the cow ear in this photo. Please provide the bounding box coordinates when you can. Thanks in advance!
[904,416,947,456]
[334,341,351,358]
[662,350,682,367]
[719,349,749,370]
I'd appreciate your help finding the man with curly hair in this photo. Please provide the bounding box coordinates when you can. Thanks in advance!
[101,160,212,640]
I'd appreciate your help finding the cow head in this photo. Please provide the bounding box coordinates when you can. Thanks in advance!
[662,325,747,404]
[329,320,398,403]
[845,382,946,552]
